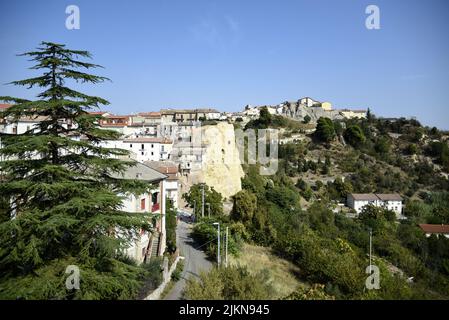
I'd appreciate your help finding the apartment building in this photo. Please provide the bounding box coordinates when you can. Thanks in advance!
[114,162,168,263]
[122,137,173,163]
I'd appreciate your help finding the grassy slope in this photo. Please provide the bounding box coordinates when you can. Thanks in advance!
[229,243,306,299]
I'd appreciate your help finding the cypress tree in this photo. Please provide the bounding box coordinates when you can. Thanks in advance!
[0,42,155,299]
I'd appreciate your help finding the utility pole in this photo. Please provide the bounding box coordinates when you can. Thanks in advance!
[369,228,372,273]
[225,226,229,268]
[201,183,205,218]
[213,222,220,266]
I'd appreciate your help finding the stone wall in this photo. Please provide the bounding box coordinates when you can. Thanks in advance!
[143,255,184,300]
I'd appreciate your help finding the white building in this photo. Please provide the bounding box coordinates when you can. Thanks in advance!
[122,137,173,163]
[114,162,168,264]
[145,161,180,209]
[1,115,77,135]
[299,97,319,107]
[347,193,403,216]
[375,194,403,215]
[243,105,260,118]
[160,108,221,123]
[347,193,379,214]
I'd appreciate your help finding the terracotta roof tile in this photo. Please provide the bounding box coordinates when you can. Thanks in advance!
[123,137,172,144]
[0,104,13,110]
[419,224,449,234]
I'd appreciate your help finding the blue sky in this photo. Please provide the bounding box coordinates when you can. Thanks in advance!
[0,0,448,129]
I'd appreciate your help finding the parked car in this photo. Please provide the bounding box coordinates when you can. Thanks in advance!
[177,210,194,223]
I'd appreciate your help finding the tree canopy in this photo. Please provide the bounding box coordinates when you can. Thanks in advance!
[0,42,154,299]
[182,183,224,217]
[344,125,366,147]
[315,117,336,143]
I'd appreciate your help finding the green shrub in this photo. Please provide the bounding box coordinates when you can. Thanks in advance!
[171,261,184,282]
[184,265,273,300]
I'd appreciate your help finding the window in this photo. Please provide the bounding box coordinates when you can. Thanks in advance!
[141,144,144,150]
[151,144,154,148]
[130,144,132,148]
[151,152,154,156]
[141,152,144,155]
[161,145,164,152]
[140,198,145,210]
[152,192,158,204]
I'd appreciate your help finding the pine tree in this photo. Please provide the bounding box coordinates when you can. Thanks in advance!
[367,107,373,122]
[0,42,155,299]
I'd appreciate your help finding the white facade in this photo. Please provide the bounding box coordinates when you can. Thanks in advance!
[164,179,179,209]
[243,107,260,118]
[1,117,76,135]
[423,233,449,239]
[123,138,173,163]
[122,191,153,263]
[347,193,403,216]
[121,178,167,264]
[378,200,403,214]
[100,125,157,137]
[2,120,39,134]
[299,97,319,107]
[206,112,221,120]
[347,194,378,214]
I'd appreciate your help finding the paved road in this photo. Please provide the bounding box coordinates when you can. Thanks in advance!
[164,220,212,300]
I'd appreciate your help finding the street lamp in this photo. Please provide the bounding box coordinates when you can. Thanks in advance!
[225,226,229,268]
[369,228,373,273]
[201,183,205,218]
[212,222,220,266]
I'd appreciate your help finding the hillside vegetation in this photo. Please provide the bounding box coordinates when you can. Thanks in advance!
[187,108,449,300]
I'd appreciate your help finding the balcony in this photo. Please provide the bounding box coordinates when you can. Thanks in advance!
[151,203,160,212]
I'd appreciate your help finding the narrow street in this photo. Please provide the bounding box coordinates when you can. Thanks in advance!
[164,219,213,300]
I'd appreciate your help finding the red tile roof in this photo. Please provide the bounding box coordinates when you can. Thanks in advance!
[123,137,173,144]
[100,123,126,127]
[419,224,449,234]
[137,112,161,117]
[144,161,179,179]
[88,111,107,115]
[157,166,178,174]
[0,104,12,110]
[105,115,130,119]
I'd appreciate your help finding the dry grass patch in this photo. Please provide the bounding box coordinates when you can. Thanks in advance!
[229,243,305,299]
